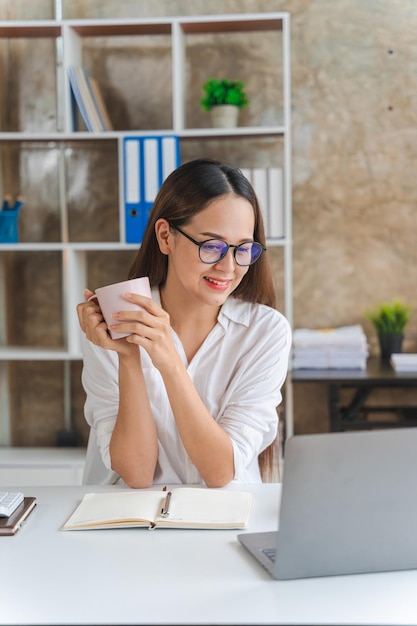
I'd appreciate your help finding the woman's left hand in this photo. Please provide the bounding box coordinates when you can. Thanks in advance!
[110,293,179,372]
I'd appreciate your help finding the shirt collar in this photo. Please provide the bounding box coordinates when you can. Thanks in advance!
[218,297,251,329]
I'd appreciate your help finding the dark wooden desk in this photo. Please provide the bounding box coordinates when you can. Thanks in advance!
[291,357,417,432]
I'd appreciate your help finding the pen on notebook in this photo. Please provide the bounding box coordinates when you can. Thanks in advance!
[160,491,172,518]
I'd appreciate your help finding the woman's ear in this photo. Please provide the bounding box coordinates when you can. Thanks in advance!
[155,218,172,255]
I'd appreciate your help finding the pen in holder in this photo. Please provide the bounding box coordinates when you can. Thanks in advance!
[0,195,25,244]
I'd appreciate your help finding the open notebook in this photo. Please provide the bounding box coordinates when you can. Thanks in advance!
[239,427,417,579]
[62,487,253,530]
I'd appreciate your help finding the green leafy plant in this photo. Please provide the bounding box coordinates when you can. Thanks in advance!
[200,78,249,111]
[364,298,412,335]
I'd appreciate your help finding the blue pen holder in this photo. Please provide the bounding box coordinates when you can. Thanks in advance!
[0,209,19,243]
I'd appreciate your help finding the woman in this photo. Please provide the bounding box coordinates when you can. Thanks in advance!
[77,158,291,488]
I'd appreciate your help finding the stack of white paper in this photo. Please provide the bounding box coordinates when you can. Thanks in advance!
[391,353,417,372]
[292,325,369,370]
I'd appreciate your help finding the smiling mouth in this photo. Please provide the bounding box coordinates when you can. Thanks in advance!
[204,277,231,287]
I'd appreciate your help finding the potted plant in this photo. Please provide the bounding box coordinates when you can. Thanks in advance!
[200,78,249,128]
[364,298,412,361]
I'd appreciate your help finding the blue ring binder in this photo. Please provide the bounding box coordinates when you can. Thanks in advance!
[123,135,180,244]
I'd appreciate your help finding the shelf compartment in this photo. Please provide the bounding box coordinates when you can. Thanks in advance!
[63,23,173,133]
[66,139,119,242]
[0,250,64,349]
[0,0,57,22]
[7,359,88,447]
[0,31,59,132]
[181,135,287,242]
[0,140,120,245]
[0,141,62,243]
[180,19,284,130]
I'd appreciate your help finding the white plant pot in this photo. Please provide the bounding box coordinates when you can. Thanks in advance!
[210,104,240,128]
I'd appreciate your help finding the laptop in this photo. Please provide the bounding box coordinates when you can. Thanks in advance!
[238,427,417,579]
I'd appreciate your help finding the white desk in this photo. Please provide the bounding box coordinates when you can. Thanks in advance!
[2,483,417,625]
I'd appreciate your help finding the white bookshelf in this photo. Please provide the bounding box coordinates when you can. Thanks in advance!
[0,9,292,445]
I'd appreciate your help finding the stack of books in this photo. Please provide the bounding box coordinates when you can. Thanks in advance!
[292,324,369,370]
[391,353,417,372]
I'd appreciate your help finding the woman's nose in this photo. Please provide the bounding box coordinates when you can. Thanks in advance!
[214,247,236,270]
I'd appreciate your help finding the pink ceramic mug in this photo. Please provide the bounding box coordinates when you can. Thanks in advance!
[90,276,152,339]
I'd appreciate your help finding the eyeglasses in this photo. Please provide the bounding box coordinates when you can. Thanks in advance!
[169,224,266,267]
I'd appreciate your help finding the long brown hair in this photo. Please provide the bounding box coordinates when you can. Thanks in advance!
[128,158,278,480]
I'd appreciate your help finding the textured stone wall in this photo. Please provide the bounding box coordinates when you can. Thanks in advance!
[2,0,417,443]
[287,0,417,431]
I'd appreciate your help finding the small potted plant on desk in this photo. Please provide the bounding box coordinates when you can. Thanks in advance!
[364,298,412,361]
[200,78,249,128]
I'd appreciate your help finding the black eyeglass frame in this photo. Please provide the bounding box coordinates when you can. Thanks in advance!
[169,223,266,267]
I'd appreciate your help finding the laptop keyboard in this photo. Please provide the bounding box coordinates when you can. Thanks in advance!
[262,547,276,563]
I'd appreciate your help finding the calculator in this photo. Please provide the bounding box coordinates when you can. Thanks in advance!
[0,491,24,517]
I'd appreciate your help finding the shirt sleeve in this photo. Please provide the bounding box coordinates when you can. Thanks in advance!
[218,311,292,481]
[81,333,120,471]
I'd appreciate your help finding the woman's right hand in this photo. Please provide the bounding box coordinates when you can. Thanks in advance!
[77,289,137,356]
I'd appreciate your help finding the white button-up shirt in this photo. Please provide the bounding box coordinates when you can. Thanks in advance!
[81,290,291,485]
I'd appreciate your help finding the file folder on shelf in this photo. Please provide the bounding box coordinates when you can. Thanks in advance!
[240,167,284,239]
[123,136,180,244]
